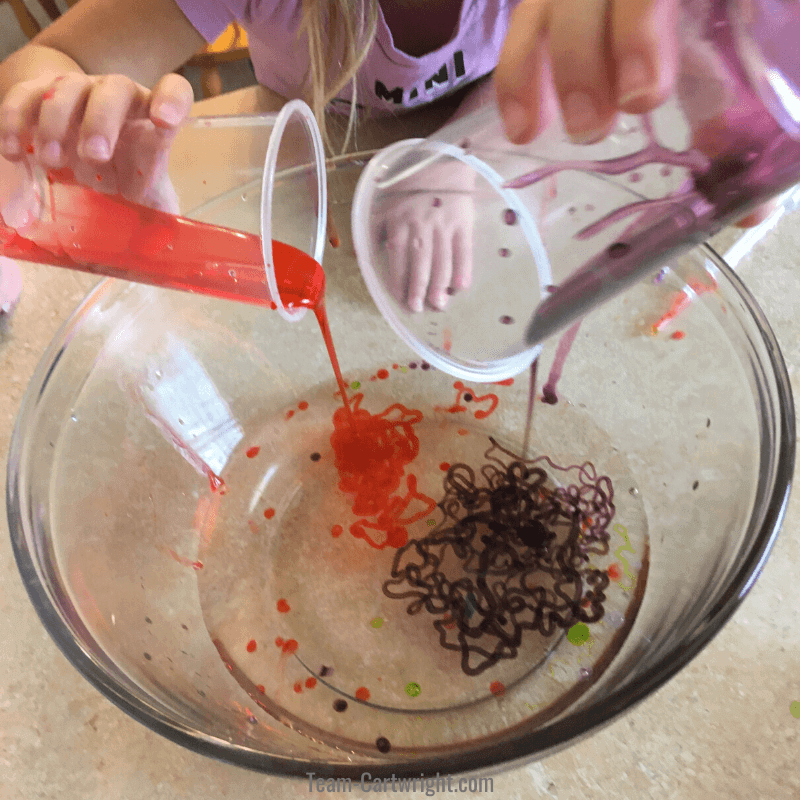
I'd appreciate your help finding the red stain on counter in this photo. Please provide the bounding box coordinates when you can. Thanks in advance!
[355,686,371,701]
[277,599,291,613]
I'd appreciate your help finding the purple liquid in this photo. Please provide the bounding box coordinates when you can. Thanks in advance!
[515,0,800,345]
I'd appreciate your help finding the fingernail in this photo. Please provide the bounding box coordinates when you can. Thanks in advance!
[83,135,110,161]
[563,91,602,142]
[500,99,530,143]
[617,56,652,106]
[41,140,62,166]
[152,103,182,126]
[409,297,424,313]
[1,134,20,156]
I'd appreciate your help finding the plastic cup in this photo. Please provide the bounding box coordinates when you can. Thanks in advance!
[0,100,326,322]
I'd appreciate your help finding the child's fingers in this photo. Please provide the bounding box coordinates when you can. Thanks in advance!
[35,75,91,167]
[495,0,551,143]
[77,75,142,163]
[407,225,434,313]
[149,73,194,130]
[451,228,472,291]
[386,224,411,303]
[0,74,62,161]
[611,0,679,113]
[547,0,617,143]
[427,227,453,310]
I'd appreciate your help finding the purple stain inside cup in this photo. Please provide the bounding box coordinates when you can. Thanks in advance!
[607,242,631,259]
[584,204,595,212]
[660,166,672,177]
[432,197,442,208]
[568,206,577,215]
[498,247,511,258]
[628,172,642,183]
[499,315,514,325]
[502,209,517,225]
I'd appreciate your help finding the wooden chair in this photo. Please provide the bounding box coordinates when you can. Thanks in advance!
[2,0,64,39]
[181,22,251,99]
[3,0,251,100]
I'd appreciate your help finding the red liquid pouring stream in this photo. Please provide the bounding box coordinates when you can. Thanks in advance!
[0,169,353,417]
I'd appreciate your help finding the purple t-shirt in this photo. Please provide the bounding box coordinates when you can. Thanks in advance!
[175,0,516,114]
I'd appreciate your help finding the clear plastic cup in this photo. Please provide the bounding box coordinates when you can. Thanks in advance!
[351,0,800,381]
[0,100,326,322]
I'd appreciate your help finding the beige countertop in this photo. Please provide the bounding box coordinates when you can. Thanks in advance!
[1,88,799,800]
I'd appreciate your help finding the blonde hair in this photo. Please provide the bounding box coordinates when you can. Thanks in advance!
[299,0,379,154]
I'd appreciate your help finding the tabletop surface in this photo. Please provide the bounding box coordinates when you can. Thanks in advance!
[1,87,799,800]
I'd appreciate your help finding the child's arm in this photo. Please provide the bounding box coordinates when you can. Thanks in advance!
[0,0,204,177]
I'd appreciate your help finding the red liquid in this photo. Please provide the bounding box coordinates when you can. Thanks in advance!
[0,169,324,310]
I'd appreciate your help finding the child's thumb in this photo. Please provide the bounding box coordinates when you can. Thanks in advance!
[149,74,194,130]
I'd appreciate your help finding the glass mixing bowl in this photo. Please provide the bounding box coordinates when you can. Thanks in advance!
[6,152,794,781]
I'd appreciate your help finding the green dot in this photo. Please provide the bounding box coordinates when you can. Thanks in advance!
[567,623,590,646]
[370,617,383,628]
[405,682,421,697]
[400,366,408,373]
[790,701,800,719]
[427,519,436,527]
[351,381,361,390]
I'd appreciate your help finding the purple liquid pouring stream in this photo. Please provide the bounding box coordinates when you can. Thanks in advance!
[519,0,800,345]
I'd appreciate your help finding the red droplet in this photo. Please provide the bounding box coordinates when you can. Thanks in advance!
[298,401,309,410]
[285,409,295,420]
[246,639,257,653]
[305,677,317,689]
[264,507,275,519]
[270,301,278,310]
[457,429,469,436]
[191,561,203,570]
[490,681,505,697]
[208,473,227,494]
[439,462,450,471]
[331,524,343,537]
[275,637,284,648]
[96,173,103,182]
[392,364,399,370]
[377,369,389,380]
[355,686,371,701]
[282,639,299,654]
[246,446,260,458]
[277,598,290,613]
[136,168,144,177]
[257,684,265,694]
[670,330,686,340]
[608,563,623,581]
[26,144,34,154]
[293,681,303,693]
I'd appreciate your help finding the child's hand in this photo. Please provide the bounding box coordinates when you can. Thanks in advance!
[495,0,679,144]
[0,72,193,212]
[495,0,778,227]
[378,158,475,312]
